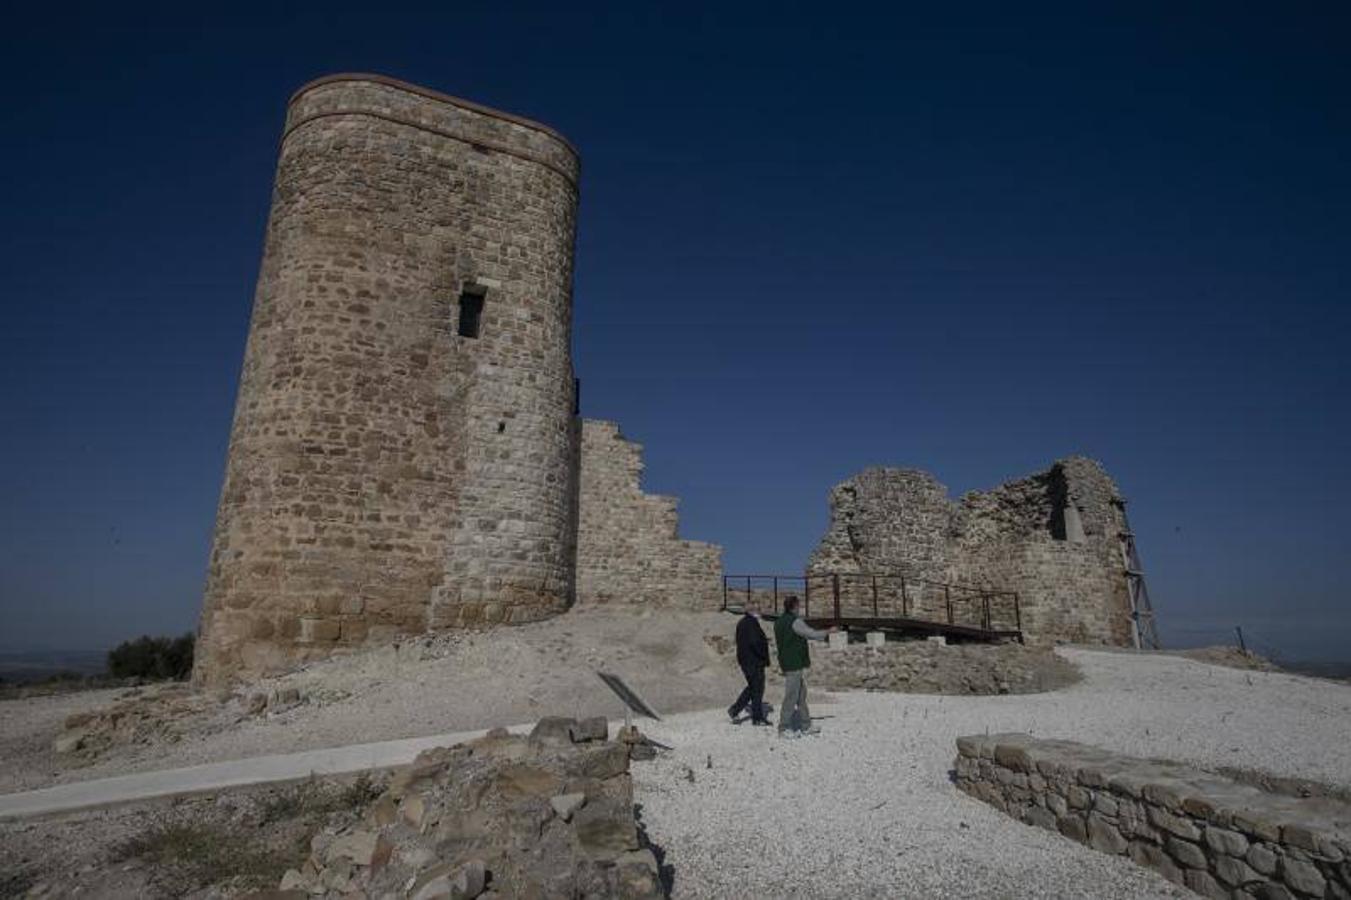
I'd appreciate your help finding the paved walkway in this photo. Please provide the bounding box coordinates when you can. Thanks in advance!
[0,724,530,820]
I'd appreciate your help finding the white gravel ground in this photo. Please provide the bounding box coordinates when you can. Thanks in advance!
[630,647,1351,899]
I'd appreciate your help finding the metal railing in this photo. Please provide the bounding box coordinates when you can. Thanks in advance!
[721,571,1021,635]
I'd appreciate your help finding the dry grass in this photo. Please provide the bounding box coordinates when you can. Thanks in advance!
[110,821,294,892]
[258,772,381,824]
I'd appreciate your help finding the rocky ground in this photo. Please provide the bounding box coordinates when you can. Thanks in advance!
[1,772,385,898]
[2,609,1075,794]
[2,718,663,899]
[273,718,663,899]
[3,639,1350,898]
[0,608,743,794]
[627,648,1351,899]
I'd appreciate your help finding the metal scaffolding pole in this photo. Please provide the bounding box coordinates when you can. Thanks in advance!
[1114,498,1161,651]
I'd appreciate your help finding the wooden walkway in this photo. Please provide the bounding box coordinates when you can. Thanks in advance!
[723,571,1024,644]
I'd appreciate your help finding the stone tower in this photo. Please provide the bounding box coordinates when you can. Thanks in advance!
[196,74,582,683]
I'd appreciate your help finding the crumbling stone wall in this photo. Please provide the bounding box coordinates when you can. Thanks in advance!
[196,75,583,683]
[955,733,1350,898]
[807,458,1133,645]
[575,420,723,609]
[281,719,665,898]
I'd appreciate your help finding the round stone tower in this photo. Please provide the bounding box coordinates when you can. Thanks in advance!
[196,74,581,683]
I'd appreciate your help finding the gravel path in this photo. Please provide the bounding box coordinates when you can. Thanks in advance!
[630,648,1351,899]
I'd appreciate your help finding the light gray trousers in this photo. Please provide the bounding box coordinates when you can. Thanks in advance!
[779,669,811,732]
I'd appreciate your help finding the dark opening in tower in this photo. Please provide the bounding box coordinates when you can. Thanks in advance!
[458,289,485,338]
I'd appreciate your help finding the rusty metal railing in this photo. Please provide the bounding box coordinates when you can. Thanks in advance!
[721,571,1021,636]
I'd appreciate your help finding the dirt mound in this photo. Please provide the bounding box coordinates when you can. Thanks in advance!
[4,608,743,793]
[49,682,314,767]
[1176,645,1279,672]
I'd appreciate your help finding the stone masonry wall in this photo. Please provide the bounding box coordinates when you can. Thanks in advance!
[575,420,723,609]
[955,733,1351,899]
[807,457,1134,645]
[196,75,582,683]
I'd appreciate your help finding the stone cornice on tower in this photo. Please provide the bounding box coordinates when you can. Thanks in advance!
[284,73,581,189]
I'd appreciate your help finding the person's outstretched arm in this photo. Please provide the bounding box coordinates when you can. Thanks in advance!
[792,617,830,641]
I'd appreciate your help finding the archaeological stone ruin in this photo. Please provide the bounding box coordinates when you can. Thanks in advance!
[195,74,723,683]
[955,733,1351,898]
[808,457,1136,646]
[196,73,1148,683]
[576,421,722,610]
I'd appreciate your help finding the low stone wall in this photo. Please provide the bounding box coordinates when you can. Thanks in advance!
[954,733,1351,898]
[804,639,1079,695]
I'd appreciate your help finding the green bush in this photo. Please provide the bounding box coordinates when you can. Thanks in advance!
[107,633,195,680]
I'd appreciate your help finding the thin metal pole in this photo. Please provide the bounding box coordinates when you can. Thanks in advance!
[900,578,909,617]
[1235,626,1247,653]
[945,584,953,624]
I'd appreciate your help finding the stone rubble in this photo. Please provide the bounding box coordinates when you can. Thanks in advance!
[50,683,310,761]
[264,717,665,899]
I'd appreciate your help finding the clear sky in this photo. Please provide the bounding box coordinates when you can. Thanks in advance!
[1,3,1347,662]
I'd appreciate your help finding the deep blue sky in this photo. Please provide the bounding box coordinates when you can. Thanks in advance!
[2,3,1347,661]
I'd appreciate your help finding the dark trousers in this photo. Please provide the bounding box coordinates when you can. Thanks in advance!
[730,662,767,721]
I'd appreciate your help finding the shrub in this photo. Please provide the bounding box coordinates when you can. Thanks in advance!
[107,633,195,680]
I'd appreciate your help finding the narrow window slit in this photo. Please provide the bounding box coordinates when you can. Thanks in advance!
[458,289,485,339]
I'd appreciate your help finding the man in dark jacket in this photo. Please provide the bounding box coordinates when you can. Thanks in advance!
[727,600,771,725]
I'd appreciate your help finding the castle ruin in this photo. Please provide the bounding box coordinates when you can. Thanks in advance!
[808,458,1135,646]
[197,73,1145,683]
[195,75,723,683]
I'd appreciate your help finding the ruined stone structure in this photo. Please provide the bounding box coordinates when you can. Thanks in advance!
[575,421,722,609]
[955,733,1351,897]
[196,75,721,683]
[808,458,1133,645]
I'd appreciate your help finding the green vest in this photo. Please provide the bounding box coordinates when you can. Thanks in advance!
[774,612,811,672]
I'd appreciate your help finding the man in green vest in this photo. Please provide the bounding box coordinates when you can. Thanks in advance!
[773,595,834,736]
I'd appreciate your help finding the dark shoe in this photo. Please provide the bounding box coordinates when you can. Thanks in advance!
[727,705,739,722]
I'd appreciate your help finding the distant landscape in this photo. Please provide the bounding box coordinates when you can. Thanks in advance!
[1281,659,1351,681]
[0,649,107,684]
